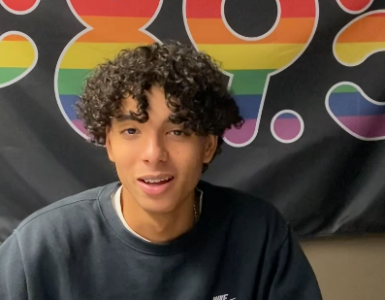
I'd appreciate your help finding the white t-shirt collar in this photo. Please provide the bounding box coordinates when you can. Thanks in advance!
[111,185,203,243]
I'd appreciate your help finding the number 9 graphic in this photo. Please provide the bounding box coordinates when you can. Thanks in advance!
[183,0,318,147]
[0,0,39,89]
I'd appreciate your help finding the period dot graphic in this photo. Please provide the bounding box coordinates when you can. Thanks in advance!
[271,110,304,143]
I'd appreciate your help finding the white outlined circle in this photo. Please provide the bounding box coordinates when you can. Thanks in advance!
[325,81,385,141]
[54,0,164,140]
[0,0,40,15]
[271,110,304,144]
[336,0,373,15]
[182,0,319,148]
[221,0,281,42]
[0,31,38,89]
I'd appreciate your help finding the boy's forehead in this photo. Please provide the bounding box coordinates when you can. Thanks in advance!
[117,95,174,123]
[121,91,173,114]
[121,96,138,111]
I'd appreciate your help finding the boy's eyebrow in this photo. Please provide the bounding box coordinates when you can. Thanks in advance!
[114,113,176,124]
[115,114,136,122]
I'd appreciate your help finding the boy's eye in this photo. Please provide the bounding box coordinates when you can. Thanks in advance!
[170,130,191,137]
[171,130,185,136]
[123,128,138,135]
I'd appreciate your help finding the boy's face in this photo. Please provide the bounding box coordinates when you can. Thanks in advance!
[106,86,217,215]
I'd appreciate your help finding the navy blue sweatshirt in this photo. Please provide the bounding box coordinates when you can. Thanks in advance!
[0,181,322,299]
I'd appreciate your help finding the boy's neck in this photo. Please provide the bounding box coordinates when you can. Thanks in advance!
[121,187,197,243]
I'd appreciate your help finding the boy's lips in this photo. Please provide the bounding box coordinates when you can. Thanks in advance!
[137,175,175,196]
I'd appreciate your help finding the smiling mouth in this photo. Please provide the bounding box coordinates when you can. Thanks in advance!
[138,176,174,185]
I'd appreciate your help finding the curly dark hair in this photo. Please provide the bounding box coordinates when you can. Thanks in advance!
[76,41,243,172]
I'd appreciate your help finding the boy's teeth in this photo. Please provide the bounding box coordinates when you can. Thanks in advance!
[143,177,172,184]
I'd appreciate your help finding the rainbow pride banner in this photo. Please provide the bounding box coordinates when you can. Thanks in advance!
[55,0,318,146]
[2,0,385,238]
[49,0,385,145]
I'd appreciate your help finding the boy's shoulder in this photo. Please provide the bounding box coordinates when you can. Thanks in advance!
[16,182,118,233]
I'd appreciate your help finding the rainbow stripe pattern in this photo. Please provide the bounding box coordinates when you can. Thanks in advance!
[327,11,385,140]
[327,83,385,140]
[334,12,385,66]
[55,0,161,138]
[0,32,37,88]
[184,0,317,146]
[272,111,303,143]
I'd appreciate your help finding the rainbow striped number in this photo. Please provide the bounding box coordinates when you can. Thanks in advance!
[0,0,39,88]
[184,0,319,147]
[55,0,163,138]
[326,2,385,141]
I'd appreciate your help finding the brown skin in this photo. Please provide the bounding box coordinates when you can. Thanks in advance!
[106,86,217,243]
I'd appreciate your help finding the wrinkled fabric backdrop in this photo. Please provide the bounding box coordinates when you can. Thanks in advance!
[1,0,385,243]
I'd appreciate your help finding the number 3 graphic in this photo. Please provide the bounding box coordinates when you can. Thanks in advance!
[0,0,39,89]
[55,0,163,139]
[326,2,385,141]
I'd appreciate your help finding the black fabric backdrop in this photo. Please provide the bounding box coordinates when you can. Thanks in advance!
[1,0,385,243]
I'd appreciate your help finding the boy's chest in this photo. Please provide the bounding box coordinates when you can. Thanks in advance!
[30,243,266,300]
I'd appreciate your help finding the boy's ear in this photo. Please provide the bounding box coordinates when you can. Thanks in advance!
[105,127,115,163]
[203,135,218,164]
